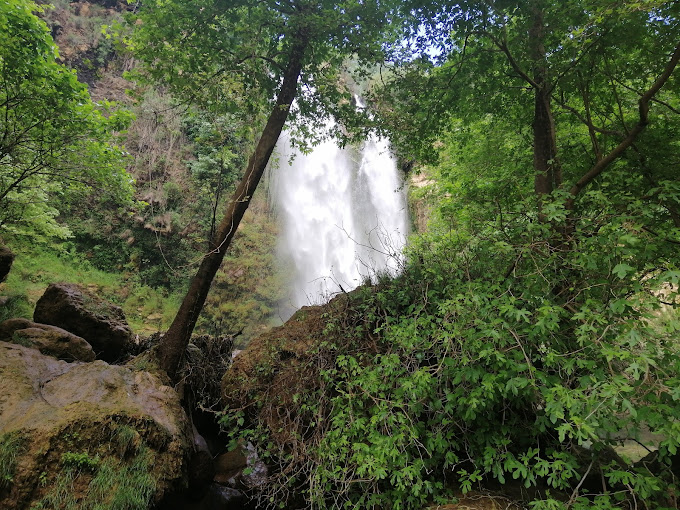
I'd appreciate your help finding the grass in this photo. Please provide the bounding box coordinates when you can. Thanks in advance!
[32,426,157,510]
[0,240,182,335]
[0,431,25,490]
[114,425,139,457]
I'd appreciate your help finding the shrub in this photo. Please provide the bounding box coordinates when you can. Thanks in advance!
[223,196,680,509]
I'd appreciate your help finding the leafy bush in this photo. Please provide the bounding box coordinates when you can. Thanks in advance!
[223,192,680,509]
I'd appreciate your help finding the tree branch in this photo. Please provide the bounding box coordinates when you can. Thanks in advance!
[607,73,680,115]
[486,32,539,89]
[567,41,680,206]
[555,95,624,137]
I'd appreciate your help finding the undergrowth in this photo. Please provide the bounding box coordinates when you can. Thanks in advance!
[221,194,680,509]
[0,432,25,491]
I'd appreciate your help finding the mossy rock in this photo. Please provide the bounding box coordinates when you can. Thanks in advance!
[0,341,191,509]
[221,289,360,446]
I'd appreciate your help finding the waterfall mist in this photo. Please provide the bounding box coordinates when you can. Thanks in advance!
[270,130,409,319]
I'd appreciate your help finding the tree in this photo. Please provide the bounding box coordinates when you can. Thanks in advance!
[375,1,680,327]
[378,0,680,223]
[0,0,132,241]
[128,0,403,380]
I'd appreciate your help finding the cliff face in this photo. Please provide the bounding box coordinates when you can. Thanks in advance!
[39,0,131,91]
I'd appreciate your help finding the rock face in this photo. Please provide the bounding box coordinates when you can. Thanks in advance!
[0,244,13,282]
[34,283,132,362]
[0,341,191,510]
[0,318,95,362]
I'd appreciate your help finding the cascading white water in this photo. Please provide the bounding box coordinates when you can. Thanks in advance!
[271,122,409,317]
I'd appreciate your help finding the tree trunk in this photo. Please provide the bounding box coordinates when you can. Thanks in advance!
[157,34,309,381]
[529,1,561,201]
[0,242,14,283]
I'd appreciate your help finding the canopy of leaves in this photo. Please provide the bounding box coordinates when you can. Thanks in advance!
[374,0,680,165]
[126,0,406,148]
[0,0,132,239]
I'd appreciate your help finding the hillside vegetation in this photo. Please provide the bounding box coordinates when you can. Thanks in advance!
[1,0,286,343]
[1,0,680,509]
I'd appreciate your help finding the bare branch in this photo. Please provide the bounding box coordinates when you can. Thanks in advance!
[485,32,540,89]
[555,95,624,138]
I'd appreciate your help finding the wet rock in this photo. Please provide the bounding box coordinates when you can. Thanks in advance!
[214,448,247,485]
[0,318,95,362]
[160,483,248,510]
[0,341,191,510]
[200,484,248,509]
[214,442,267,489]
[34,283,132,362]
[192,423,211,454]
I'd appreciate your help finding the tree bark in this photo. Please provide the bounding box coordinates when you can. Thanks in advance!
[158,34,309,381]
[529,1,561,201]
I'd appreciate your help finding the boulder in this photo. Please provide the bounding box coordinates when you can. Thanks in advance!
[0,244,13,282]
[34,283,132,362]
[0,341,191,510]
[0,318,95,362]
[221,294,351,447]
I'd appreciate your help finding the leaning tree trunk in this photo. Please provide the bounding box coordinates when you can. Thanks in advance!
[158,34,309,381]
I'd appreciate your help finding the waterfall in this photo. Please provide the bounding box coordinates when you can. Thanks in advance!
[271,125,409,317]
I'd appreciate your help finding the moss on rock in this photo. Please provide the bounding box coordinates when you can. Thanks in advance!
[0,341,191,509]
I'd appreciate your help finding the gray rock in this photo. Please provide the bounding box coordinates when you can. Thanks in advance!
[34,283,132,362]
[0,318,95,362]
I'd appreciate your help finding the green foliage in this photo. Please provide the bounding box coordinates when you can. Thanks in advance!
[114,426,140,457]
[34,425,156,510]
[0,432,25,490]
[224,185,680,509]
[61,451,100,473]
[0,0,133,240]
[374,0,680,168]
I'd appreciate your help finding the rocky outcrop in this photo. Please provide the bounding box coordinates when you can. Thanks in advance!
[0,244,13,282]
[221,293,356,451]
[34,283,132,362]
[0,318,95,362]
[0,341,191,510]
